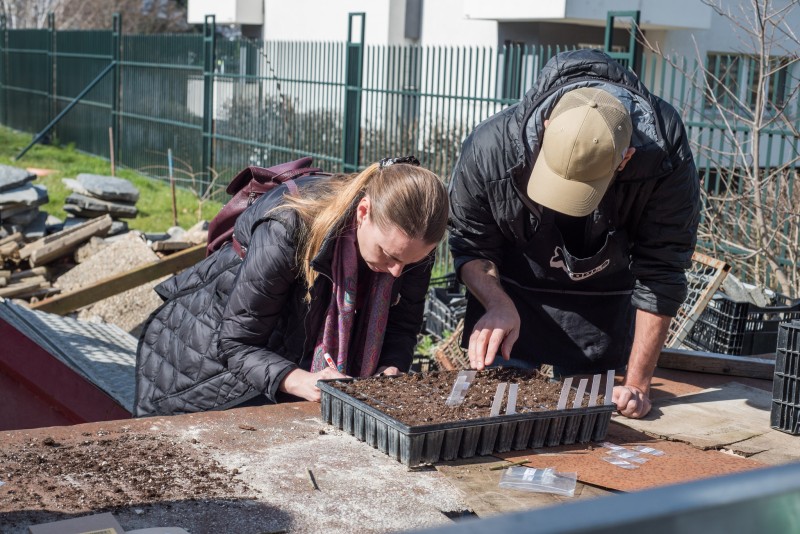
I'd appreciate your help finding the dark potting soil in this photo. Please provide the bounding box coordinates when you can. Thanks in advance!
[331,368,606,426]
[0,429,253,523]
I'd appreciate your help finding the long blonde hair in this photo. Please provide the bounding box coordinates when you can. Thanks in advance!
[281,162,448,288]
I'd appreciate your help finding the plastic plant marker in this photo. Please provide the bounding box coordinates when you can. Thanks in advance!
[490,382,508,417]
[445,376,467,406]
[445,370,477,406]
[588,373,601,407]
[506,383,518,415]
[573,378,588,409]
[557,377,573,410]
[605,369,615,405]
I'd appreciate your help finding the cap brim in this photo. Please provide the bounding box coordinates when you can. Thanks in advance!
[527,157,614,217]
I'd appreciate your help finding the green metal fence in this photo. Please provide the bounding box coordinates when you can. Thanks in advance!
[1,15,798,289]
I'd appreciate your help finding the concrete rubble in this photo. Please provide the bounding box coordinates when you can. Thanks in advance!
[0,165,208,333]
[55,232,168,334]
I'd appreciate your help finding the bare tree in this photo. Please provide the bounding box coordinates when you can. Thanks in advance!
[640,0,800,296]
[0,0,61,28]
[0,0,189,33]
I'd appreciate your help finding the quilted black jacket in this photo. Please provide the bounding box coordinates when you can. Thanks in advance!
[135,175,433,416]
[449,49,701,316]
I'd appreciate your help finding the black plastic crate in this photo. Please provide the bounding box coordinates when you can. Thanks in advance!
[423,286,466,340]
[771,320,800,435]
[428,272,461,292]
[684,293,800,355]
[318,379,614,466]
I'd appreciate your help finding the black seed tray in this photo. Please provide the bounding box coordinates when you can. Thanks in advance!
[318,379,615,466]
[771,320,800,435]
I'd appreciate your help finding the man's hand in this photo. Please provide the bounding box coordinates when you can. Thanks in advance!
[615,308,669,419]
[279,367,348,402]
[468,300,520,370]
[612,384,652,418]
[460,259,520,370]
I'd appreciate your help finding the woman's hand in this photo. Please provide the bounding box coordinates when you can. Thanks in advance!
[279,367,348,402]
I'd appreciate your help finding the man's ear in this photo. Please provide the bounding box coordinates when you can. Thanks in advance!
[618,147,636,171]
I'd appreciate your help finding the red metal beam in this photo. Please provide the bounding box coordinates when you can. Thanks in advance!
[0,318,131,431]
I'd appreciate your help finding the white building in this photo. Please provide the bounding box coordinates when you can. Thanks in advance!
[189,0,800,57]
[187,0,800,169]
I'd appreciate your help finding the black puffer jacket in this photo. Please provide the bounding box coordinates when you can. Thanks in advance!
[449,49,700,317]
[135,175,432,416]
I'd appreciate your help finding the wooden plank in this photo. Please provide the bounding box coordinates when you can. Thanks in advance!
[27,215,112,266]
[436,457,613,516]
[9,266,49,282]
[18,215,111,260]
[499,422,764,493]
[0,277,48,298]
[30,244,206,315]
[152,240,191,252]
[659,347,775,380]
[0,232,22,246]
[0,241,19,257]
[617,382,773,450]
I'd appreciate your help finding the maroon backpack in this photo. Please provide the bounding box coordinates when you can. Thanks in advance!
[206,157,323,256]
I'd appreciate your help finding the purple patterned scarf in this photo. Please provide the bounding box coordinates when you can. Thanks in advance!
[311,221,394,376]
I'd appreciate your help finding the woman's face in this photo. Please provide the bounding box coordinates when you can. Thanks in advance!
[355,196,435,278]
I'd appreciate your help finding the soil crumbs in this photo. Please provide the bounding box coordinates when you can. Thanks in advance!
[333,368,606,426]
[0,428,254,532]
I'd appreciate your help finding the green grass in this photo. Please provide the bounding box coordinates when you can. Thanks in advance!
[0,126,223,233]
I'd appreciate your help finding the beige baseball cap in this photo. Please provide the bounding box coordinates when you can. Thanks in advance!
[527,87,633,217]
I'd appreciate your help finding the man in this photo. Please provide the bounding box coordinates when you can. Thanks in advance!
[448,49,700,419]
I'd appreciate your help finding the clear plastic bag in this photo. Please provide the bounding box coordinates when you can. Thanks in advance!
[498,466,577,497]
[632,445,665,456]
[601,456,639,469]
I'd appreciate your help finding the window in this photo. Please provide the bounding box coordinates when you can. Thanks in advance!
[705,53,791,112]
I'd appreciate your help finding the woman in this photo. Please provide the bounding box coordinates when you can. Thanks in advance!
[134,157,448,416]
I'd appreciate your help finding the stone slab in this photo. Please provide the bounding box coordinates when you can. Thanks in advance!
[0,183,48,207]
[76,173,140,203]
[65,193,138,218]
[0,165,35,193]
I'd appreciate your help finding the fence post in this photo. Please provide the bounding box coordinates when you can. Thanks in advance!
[202,15,216,192]
[111,13,121,165]
[0,14,6,126]
[342,12,365,173]
[47,13,55,130]
[604,10,641,73]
